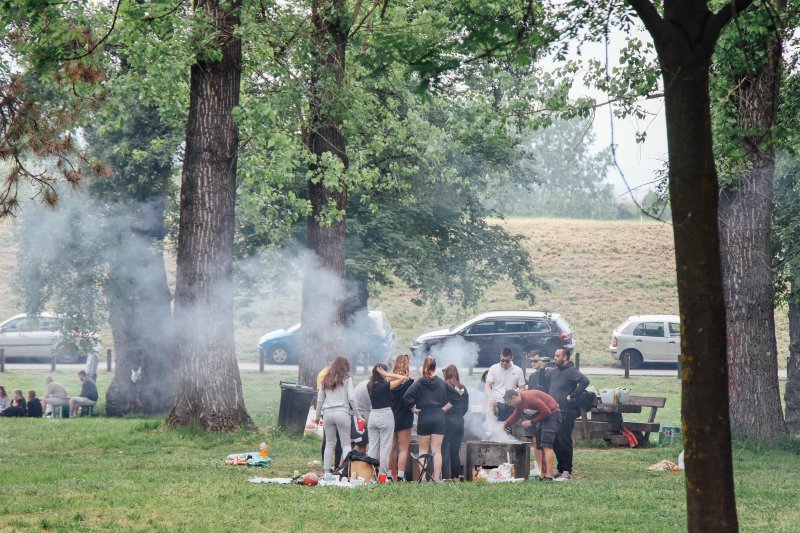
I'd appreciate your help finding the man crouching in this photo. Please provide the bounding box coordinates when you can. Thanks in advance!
[503,389,561,482]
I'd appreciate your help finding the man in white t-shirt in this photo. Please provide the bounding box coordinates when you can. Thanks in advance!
[485,347,527,422]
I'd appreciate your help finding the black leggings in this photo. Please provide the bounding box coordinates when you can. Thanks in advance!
[442,417,464,479]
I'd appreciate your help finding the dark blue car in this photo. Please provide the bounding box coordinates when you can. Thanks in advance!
[257,310,395,365]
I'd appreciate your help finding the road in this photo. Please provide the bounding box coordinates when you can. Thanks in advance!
[1,361,788,379]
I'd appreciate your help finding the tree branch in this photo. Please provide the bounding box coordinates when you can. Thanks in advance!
[713,0,758,32]
[64,0,122,61]
[627,0,667,48]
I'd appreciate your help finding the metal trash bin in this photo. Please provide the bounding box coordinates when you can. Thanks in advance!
[278,382,317,435]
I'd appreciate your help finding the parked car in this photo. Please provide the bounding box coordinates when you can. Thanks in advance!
[257,309,395,365]
[0,313,100,364]
[608,314,680,368]
[410,310,576,368]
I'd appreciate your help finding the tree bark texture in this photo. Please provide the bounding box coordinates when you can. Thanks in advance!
[106,198,174,416]
[298,0,349,387]
[719,17,787,437]
[166,0,252,430]
[786,301,800,432]
[628,0,751,530]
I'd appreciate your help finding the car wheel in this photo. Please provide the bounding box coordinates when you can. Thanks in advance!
[621,349,643,369]
[268,345,291,365]
[56,351,81,364]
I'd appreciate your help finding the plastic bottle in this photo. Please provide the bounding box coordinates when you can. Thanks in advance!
[678,450,685,470]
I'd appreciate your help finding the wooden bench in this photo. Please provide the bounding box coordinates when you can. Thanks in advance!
[620,396,666,442]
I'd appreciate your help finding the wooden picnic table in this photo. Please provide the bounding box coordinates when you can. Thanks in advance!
[574,395,666,446]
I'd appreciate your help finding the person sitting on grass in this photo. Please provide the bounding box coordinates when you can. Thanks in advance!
[0,389,27,417]
[0,385,8,413]
[42,376,70,417]
[70,371,98,417]
[26,390,43,418]
[503,388,561,482]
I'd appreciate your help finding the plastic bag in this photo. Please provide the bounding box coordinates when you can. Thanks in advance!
[486,463,515,483]
[304,406,324,437]
[678,450,685,470]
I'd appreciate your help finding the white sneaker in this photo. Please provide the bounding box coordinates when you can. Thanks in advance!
[554,471,572,481]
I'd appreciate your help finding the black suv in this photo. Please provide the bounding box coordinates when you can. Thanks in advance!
[410,311,575,368]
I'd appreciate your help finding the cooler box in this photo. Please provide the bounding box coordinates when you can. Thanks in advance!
[658,425,681,446]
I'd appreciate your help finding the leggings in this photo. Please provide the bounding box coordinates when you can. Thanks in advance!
[443,417,464,479]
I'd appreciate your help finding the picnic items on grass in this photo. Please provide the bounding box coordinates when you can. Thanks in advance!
[225,444,271,467]
[647,460,679,472]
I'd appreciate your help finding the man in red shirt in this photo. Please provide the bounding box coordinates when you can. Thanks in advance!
[503,389,561,481]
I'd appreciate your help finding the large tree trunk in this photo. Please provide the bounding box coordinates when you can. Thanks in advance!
[106,199,174,416]
[628,1,753,530]
[786,300,800,432]
[719,3,787,438]
[297,0,349,387]
[664,62,738,533]
[166,0,252,430]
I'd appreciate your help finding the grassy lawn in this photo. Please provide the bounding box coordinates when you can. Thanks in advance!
[2,369,798,531]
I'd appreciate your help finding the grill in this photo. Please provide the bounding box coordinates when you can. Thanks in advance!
[464,440,530,480]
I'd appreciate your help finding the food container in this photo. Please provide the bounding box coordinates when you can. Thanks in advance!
[599,389,617,404]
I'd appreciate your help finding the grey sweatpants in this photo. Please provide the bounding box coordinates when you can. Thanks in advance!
[367,407,395,476]
[323,410,352,472]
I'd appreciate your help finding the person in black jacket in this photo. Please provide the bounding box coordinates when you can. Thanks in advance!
[388,354,414,481]
[26,391,43,418]
[527,355,553,392]
[403,356,460,482]
[548,348,589,481]
[442,365,469,480]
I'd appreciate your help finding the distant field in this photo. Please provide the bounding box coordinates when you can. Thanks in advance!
[1,217,790,367]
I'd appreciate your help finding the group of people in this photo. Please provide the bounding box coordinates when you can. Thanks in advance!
[313,345,589,483]
[0,371,99,418]
[315,354,468,482]
[0,386,42,417]
[487,346,590,481]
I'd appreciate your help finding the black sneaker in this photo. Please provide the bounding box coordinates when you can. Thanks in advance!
[541,477,554,482]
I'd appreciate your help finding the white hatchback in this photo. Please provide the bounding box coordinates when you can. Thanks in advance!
[0,313,99,363]
[608,315,680,368]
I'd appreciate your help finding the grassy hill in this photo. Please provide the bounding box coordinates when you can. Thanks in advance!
[1,217,790,367]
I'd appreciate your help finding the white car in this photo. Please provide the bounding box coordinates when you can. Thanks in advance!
[608,315,680,368]
[0,313,100,364]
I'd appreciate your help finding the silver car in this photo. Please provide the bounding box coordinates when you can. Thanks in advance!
[0,313,99,363]
[608,314,680,368]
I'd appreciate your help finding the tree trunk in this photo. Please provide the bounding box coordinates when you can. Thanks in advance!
[628,1,749,530]
[297,0,349,387]
[786,300,800,432]
[664,61,738,533]
[106,199,174,416]
[166,0,252,430]
[719,4,787,438]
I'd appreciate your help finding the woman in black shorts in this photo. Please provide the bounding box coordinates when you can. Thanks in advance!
[389,354,414,481]
[403,356,460,482]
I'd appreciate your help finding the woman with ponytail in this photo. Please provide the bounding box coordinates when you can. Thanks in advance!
[403,356,460,481]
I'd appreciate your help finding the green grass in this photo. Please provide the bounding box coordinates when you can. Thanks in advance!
[1,369,799,531]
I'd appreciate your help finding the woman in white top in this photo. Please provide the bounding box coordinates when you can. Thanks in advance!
[315,356,360,474]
